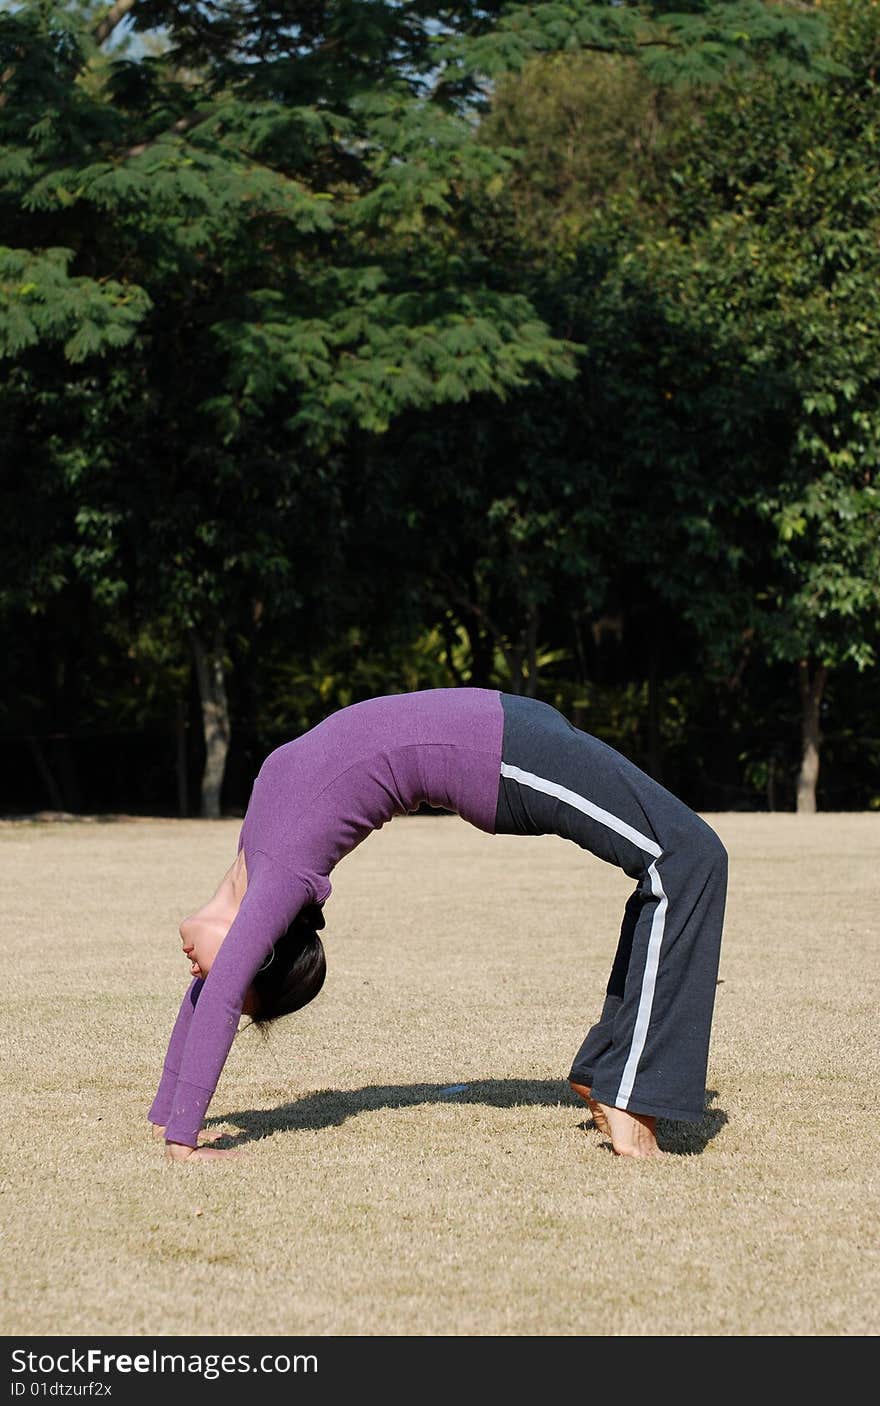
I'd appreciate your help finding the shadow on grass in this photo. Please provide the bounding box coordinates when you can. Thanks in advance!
[206,1081,727,1157]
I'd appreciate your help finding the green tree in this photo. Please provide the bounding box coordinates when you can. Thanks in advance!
[473,1,879,808]
[0,0,842,815]
[0,1,579,814]
[369,2,835,704]
[645,0,880,809]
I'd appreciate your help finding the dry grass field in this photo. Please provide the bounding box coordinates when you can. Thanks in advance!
[1,811,877,1337]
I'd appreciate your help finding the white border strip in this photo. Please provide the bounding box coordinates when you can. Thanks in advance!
[499,760,666,1110]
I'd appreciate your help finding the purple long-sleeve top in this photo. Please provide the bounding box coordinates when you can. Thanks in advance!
[149,688,505,1147]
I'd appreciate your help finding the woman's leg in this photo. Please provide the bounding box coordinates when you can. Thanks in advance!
[566,887,638,1140]
[494,694,728,1136]
[568,885,640,1086]
[573,825,727,1125]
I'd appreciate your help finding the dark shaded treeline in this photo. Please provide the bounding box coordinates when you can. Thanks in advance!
[2,3,878,815]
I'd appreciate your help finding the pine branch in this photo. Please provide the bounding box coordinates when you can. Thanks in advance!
[123,112,211,160]
[0,0,138,109]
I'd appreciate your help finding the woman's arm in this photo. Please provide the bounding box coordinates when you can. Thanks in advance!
[147,976,204,1128]
[162,855,313,1152]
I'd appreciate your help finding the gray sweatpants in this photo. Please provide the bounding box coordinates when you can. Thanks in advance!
[494,694,728,1123]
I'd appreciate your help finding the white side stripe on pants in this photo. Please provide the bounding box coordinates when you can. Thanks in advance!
[499,761,667,1111]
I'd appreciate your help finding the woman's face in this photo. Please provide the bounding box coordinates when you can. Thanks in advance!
[179,911,229,980]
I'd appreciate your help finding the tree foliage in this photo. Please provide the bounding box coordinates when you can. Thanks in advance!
[1,1,878,814]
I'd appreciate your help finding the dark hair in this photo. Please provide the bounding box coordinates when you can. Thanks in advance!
[249,904,327,1027]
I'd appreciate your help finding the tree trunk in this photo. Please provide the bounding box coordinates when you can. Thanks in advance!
[647,661,661,783]
[440,613,466,686]
[93,0,139,47]
[522,607,539,698]
[796,659,828,814]
[27,736,65,812]
[56,737,82,813]
[459,611,495,689]
[767,754,777,813]
[190,627,231,820]
[175,697,189,819]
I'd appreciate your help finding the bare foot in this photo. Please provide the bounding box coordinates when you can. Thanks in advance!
[150,1124,229,1146]
[569,1081,612,1137]
[165,1141,244,1163]
[594,1102,664,1160]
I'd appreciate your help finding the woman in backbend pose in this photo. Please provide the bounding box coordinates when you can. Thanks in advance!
[150,688,728,1162]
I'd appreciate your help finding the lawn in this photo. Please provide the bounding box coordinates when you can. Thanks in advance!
[1,811,877,1336]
